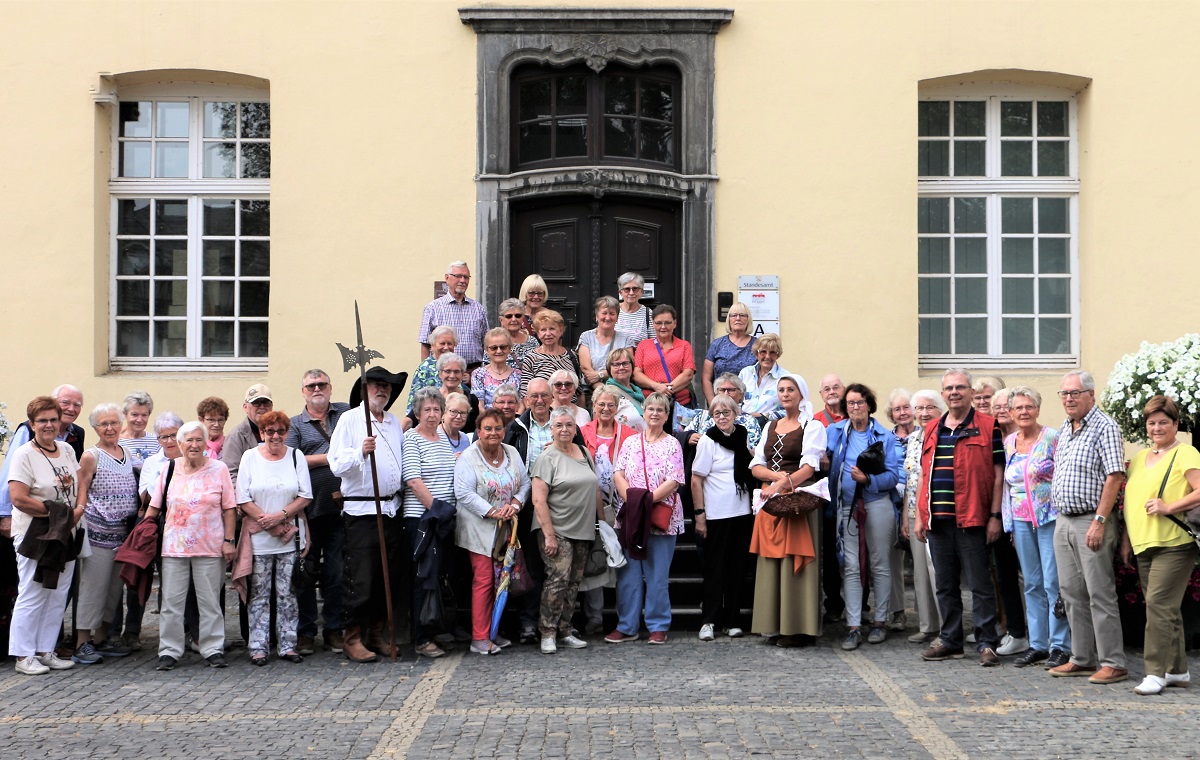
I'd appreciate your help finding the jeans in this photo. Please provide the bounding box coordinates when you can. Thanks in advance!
[616,534,676,634]
[927,520,999,652]
[341,514,402,629]
[841,497,896,627]
[297,513,346,639]
[1054,513,1125,669]
[821,507,845,616]
[1011,519,1070,653]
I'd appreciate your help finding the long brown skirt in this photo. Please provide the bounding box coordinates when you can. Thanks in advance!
[750,508,822,637]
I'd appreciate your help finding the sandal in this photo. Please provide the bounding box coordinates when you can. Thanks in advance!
[278,651,304,663]
[251,653,269,667]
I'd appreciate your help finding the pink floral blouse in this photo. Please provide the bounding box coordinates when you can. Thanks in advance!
[614,433,686,536]
[151,458,237,558]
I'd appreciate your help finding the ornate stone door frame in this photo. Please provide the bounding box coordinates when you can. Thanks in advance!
[459,7,733,362]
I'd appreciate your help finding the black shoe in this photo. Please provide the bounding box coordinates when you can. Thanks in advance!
[822,610,842,624]
[205,653,228,668]
[1044,649,1070,669]
[519,627,538,645]
[1013,648,1049,668]
[155,656,176,672]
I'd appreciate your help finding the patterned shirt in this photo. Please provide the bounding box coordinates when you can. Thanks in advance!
[526,416,554,471]
[683,411,762,452]
[119,434,160,471]
[470,364,521,408]
[83,446,139,550]
[418,294,489,364]
[151,458,237,558]
[614,433,687,535]
[928,408,1004,521]
[616,305,650,342]
[1051,405,1125,516]
[406,356,440,415]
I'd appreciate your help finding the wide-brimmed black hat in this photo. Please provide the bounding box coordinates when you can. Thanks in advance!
[349,366,408,411]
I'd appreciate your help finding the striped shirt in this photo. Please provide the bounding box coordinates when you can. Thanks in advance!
[401,427,458,519]
[929,409,1004,521]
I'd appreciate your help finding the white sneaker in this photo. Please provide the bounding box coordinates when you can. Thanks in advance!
[540,636,557,654]
[15,656,49,675]
[725,627,745,638]
[965,633,976,644]
[1134,674,1166,695]
[997,634,1029,656]
[557,635,588,649]
[1166,672,1191,688]
[37,653,75,671]
[699,624,715,642]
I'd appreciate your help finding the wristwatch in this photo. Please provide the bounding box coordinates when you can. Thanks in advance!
[989,513,1001,520]
[1093,514,1107,525]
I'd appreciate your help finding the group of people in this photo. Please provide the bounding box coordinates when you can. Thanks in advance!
[2,261,1196,699]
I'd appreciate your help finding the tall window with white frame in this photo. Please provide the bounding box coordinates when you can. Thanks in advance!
[110,92,270,370]
[917,89,1079,369]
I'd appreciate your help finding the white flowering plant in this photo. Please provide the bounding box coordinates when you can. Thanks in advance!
[0,401,10,454]
[1102,333,1200,445]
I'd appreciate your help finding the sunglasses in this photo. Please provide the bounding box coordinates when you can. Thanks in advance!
[303,382,329,391]
[263,428,287,437]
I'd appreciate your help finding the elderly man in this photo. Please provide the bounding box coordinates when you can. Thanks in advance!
[1048,370,1127,684]
[812,373,846,622]
[222,383,274,488]
[287,369,351,655]
[0,384,85,539]
[916,369,1005,667]
[418,260,489,368]
[329,366,408,663]
[814,374,846,427]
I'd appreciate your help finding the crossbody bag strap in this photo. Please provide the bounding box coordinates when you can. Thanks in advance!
[1155,450,1198,539]
[159,459,176,521]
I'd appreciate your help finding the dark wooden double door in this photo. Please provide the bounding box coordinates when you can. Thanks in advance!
[511,195,680,346]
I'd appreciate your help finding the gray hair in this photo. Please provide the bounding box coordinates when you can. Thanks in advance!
[1009,386,1043,408]
[973,376,1005,393]
[446,260,469,273]
[499,297,525,315]
[412,386,446,414]
[88,403,124,428]
[549,368,579,388]
[303,368,330,382]
[714,373,746,394]
[493,384,520,402]
[644,392,674,412]
[444,392,471,411]
[428,325,459,346]
[123,390,154,414]
[1063,370,1095,391]
[591,387,620,408]
[548,406,577,425]
[941,368,973,387]
[436,352,467,373]
[154,411,185,434]
[594,295,619,313]
[885,388,912,424]
[176,420,206,443]
[617,272,645,290]
[52,384,82,399]
[912,389,946,412]
[708,393,741,417]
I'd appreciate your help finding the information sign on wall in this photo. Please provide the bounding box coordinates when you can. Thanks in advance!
[737,275,780,337]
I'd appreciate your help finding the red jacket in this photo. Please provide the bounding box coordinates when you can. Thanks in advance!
[916,410,999,529]
[116,518,160,606]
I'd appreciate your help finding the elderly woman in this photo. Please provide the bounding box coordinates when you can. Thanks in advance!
[443,392,474,454]
[430,353,479,434]
[608,392,685,645]
[491,384,521,426]
[519,274,549,331]
[1001,387,1067,669]
[900,389,944,644]
[531,408,604,653]
[702,302,756,404]
[633,305,696,425]
[750,375,827,647]
[549,369,591,427]
[691,394,756,642]
[196,396,229,459]
[472,327,521,408]
[499,297,538,368]
[236,411,312,666]
[827,384,903,650]
[454,409,531,655]
[615,272,651,342]
[738,334,811,421]
[7,396,82,675]
[972,376,1004,415]
[578,296,637,392]
[403,387,458,658]
[519,309,580,398]
[72,403,140,664]
[118,391,159,469]
[992,389,1016,438]
[884,389,917,633]
[684,373,763,452]
[604,347,645,431]
[145,420,237,671]
[1119,395,1199,695]
[406,325,458,415]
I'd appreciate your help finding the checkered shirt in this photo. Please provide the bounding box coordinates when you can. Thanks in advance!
[417,294,489,364]
[1051,404,1125,515]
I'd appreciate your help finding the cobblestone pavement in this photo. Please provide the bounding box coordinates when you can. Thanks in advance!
[1,603,1198,758]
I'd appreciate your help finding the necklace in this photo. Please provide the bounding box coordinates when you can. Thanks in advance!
[34,439,57,454]
[1151,440,1179,455]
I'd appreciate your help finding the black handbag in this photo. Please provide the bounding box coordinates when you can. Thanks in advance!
[856,441,887,476]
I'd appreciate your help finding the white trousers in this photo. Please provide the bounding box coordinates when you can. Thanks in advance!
[159,556,226,659]
[9,534,74,657]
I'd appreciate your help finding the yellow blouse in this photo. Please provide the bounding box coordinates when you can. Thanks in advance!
[1124,444,1200,554]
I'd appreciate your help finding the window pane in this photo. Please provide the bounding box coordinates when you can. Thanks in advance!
[154,242,188,276]
[118,198,151,235]
[519,122,551,163]
[955,278,986,314]
[918,277,950,313]
[954,101,985,136]
[955,317,987,354]
[117,281,149,316]
[116,321,149,357]
[120,141,151,178]
[1001,238,1034,273]
[1002,318,1035,354]
[604,76,634,115]
[639,121,673,165]
[639,80,673,122]
[119,101,151,138]
[604,118,636,158]
[153,279,188,316]
[953,140,985,176]
[519,80,551,121]
[1037,141,1068,176]
[918,197,949,234]
[241,200,271,236]
[241,143,271,179]
[1002,277,1034,313]
[1000,141,1032,176]
[204,102,237,138]
[240,281,270,317]
[919,317,951,354]
[1038,277,1070,313]
[203,143,236,178]
[1002,198,1033,234]
[202,321,235,357]
[203,200,236,235]
[155,200,188,235]
[954,197,986,233]
[241,102,270,138]
[241,241,270,276]
[555,118,588,157]
[556,75,587,115]
[917,237,950,273]
[1039,238,1068,273]
[918,101,950,137]
[203,241,236,275]
[118,241,150,275]
[1039,318,1070,354]
[203,281,235,316]
[1038,197,1068,233]
[239,322,269,358]
[918,141,949,176]
[155,142,188,178]
[954,238,986,273]
[1037,101,1068,137]
[156,102,189,138]
[153,320,187,357]
[1000,101,1032,136]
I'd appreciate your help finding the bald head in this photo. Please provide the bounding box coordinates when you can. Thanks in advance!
[819,374,844,410]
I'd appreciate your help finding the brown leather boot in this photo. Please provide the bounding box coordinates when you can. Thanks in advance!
[342,625,378,663]
[367,622,398,658]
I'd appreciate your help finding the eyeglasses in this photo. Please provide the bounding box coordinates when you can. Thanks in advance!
[610,361,631,368]
[157,433,177,441]
[487,344,510,351]
[846,400,869,408]
[33,417,60,425]
[552,382,575,389]
[447,272,471,280]
[710,409,734,417]
[203,417,227,424]
[445,409,469,417]
[620,286,643,293]
[942,385,969,392]
[913,405,939,412]
[263,428,287,437]
[303,382,329,391]
[96,421,121,429]
[501,313,524,320]
[1010,405,1038,413]
[716,387,738,395]
[57,400,83,409]
[526,290,546,297]
[441,369,464,376]
[1058,389,1090,399]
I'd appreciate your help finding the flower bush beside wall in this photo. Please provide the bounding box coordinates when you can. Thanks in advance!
[1102,333,1200,445]
[0,401,10,454]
